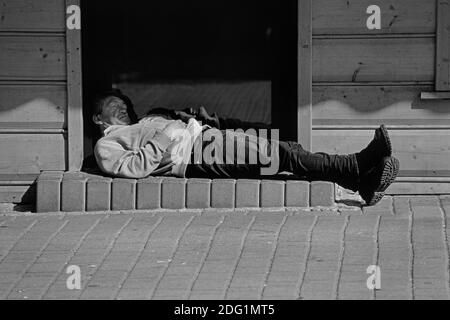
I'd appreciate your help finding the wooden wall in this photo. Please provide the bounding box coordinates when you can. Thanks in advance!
[0,0,70,202]
[310,0,450,178]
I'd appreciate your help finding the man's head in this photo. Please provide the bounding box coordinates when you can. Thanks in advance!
[92,90,138,130]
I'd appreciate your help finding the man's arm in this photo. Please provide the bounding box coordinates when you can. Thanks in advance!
[94,130,171,178]
[178,106,271,130]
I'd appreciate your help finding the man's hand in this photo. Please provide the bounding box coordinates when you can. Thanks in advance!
[174,106,219,127]
[196,106,220,128]
[174,110,196,123]
[175,106,213,122]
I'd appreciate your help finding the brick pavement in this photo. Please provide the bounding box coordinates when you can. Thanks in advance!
[1,195,450,300]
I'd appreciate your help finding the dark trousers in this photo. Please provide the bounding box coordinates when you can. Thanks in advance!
[217,117,270,131]
[185,129,360,191]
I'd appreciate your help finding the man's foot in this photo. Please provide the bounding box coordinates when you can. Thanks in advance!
[359,156,399,206]
[356,125,393,174]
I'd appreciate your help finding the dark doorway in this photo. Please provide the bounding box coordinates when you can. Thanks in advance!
[81,0,297,157]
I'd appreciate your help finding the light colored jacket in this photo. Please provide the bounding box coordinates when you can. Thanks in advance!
[94,116,204,178]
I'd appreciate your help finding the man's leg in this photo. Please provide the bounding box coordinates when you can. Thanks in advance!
[217,117,271,131]
[185,128,359,186]
[275,126,399,205]
[185,126,399,206]
[276,140,361,191]
[185,129,262,179]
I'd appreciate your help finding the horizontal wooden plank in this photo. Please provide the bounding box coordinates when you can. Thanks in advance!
[314,34,436,40]
[0,36,66,80]
[313,124,450,129]
[0,134,66,174]
[312,0,436,35]
[0,0,65,32]
[0,185,35,203]
[387,181,450,194]
[312,85,450,124]
[0,173,36,203]
[421,91,450,100]
[0,127,65,133]
[312,129,450,176]
[0,173,38,182]
[338,177,450,195]
[397,171,450,178]
[0,84,66,127]
[313,37,435,82]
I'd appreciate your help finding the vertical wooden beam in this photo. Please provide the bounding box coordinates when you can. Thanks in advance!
[436,0,450,91]
[66,0,84,171]
[297,0,312,150]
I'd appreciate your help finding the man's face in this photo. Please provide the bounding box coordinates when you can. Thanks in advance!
[98,96,131,126]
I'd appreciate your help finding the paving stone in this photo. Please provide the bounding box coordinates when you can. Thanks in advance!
[161,178,186,209]
[260,180,285,207]
[211,179,236,208]
[392,196,411,217]
[186,179,211,209]
[225,287,261,300]
[410,196,442,219]
[111,179,136,211]
[285,181,309,207]
[86,177,112,211]
[299,280,335,300]
[363,196,394,215]
[136,177,163,210]
[116,288,152,300]
[310,181,335,207]
[151,289,187,300]
[413,288,448,300]
[188,290,225,300]
[61,172,88,212]
[236,180,260,208]
[36,171,63,213]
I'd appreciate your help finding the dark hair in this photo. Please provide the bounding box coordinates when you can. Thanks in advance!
[92,89,138,124]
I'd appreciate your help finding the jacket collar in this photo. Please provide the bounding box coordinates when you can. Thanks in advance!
[103,124,127,136]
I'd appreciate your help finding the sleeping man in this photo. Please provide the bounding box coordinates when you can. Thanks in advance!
[92,90,399,206]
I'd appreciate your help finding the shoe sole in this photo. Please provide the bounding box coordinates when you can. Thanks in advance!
[365,191,385,207]
[362,156,399,206]
[377,156,399,193]
[379,124,393,157]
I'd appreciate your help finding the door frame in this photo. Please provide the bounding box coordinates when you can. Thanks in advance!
[297,0,312,150]
[66,0,84,171]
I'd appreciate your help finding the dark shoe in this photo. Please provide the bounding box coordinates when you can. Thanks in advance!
[356,125,392,174]
[359,156,399,206]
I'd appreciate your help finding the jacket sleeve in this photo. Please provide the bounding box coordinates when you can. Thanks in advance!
[94,130,172,178]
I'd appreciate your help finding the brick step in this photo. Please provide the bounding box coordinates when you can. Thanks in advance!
[36,171,335,213]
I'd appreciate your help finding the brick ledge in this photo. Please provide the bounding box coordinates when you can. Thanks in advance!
[36,171,335,213]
